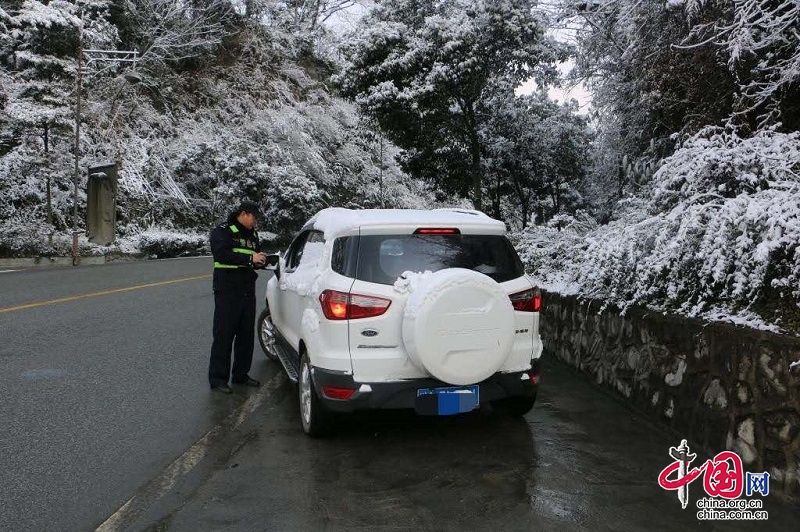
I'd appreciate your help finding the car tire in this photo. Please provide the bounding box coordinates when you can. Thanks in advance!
[496,394,537,417]
[257,307,279,362]
[299,353,332,437]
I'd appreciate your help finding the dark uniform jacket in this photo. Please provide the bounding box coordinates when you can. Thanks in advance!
[210,216,260,295]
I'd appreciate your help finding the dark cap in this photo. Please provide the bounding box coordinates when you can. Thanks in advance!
[237,200,262,218]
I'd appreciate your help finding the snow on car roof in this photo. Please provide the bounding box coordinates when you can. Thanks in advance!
[307,208,507,239]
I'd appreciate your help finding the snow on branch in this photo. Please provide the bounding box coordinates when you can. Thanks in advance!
[516,127,800,332]
[680,0,800,127]
[125,0,231,65]
[13,0,82,29]
[288,0,365,31]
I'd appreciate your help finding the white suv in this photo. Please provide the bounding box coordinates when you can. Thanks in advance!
[258,208,543,436]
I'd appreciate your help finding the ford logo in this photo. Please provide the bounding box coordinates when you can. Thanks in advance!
[361,329,379,337]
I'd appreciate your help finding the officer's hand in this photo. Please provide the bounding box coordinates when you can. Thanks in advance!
[252,252,267,267]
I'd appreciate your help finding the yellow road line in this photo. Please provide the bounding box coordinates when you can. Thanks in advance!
[0,274,212,314]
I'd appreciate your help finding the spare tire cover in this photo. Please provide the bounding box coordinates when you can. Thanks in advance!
[402,268,515,385]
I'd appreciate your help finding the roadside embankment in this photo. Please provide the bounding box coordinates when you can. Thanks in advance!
[0,252,199,269]
[0,256,109,268]
[541,291,800,500]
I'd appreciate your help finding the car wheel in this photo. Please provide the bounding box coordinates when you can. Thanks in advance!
[257,307,279,362]
[299,353,332,437]
[496,394,537,417]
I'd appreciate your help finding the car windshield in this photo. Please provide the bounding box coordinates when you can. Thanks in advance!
[355,234,524,285]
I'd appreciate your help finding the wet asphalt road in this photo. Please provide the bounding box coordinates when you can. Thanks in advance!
[1,258,798,531]
[0,257,269,531]
[135,357,798,532]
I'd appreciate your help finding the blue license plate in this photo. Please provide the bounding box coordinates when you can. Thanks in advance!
[415,385,480,415]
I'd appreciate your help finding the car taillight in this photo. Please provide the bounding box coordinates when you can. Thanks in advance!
[509,287,542,312]
[322,386,357,400]
[413,228,460,235]
[319,290,392,320]
[319,290,348,319]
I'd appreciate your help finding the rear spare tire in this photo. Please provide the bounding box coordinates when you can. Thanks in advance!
[402,268,515,385]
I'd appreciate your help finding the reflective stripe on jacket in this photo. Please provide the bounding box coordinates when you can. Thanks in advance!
[211,223,259,270]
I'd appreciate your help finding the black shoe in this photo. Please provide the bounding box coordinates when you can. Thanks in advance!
[232,376,261,387]
[211,383,233,394]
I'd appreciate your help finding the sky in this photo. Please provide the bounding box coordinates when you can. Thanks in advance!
[515,60,592,112]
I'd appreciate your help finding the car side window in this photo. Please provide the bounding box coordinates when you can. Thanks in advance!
[331,236,355,275]
[297,231,325,269]
[331,237,346,274]
[284,231,310,271]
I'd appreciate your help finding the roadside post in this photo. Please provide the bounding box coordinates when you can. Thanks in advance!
[72,12,138,265]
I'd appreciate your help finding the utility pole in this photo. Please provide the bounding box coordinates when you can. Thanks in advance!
[44,125,52,247]
[72,20,83,266]
[70,12,138,265]
[379,134,384,208]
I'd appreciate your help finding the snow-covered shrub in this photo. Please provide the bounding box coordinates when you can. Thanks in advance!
[0,140,74,257]
[0,220,54,257]
[646,128,800,310]
[516,128,800,332]
[151,95,432,237]
[136,228,208,259]
[651,127,792,208]
[512,210,597,294]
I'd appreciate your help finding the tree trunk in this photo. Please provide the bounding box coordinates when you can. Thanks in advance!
[492,171,501,220]
[43,122,53,230]
[521,200,529,230]
[469,130,482,212]
[551,179,561,215]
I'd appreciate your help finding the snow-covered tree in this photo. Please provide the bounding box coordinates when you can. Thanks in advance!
[680,0,800,130]
[285,0,366,31]
[559,0,799,211]
[0,0,460,257]
[2,1,118,149]
[335,0,567,211]
[120,0,234,69]
[557,0,741,207]
[0,0,118,235]
[482,89,591,227]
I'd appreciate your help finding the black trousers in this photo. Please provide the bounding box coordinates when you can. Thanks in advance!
[209,289,256,386]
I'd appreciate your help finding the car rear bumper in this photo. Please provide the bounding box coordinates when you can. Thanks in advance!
[311,358,541,413]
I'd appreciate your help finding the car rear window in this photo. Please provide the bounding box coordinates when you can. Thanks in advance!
[355,234,524,285]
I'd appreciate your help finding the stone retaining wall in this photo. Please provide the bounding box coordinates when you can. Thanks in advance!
[540,292,800,499]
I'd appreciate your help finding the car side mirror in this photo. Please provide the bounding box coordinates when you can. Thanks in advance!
[264,253,281,278]
[264,253,280,267]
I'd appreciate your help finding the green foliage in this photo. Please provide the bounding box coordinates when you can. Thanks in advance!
[335,0,568,211]
[482,91,592,227]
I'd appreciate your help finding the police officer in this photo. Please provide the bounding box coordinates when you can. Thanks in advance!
[208,200,268,394]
